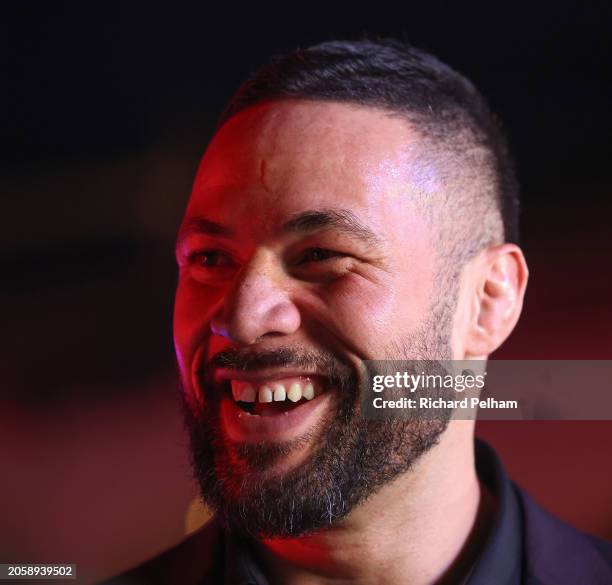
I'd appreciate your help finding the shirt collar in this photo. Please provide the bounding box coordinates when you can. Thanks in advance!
[223,439,523,585]
[224,531,270,585]
[466,439,523,585]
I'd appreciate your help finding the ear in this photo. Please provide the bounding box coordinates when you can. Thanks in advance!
[464,243,529,358]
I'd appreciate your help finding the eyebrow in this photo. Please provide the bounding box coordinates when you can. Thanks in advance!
[176,217,235,246]
[176,208,382,248]
[282,209,382,246]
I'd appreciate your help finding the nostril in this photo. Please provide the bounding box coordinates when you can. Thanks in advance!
[210,318,230,339]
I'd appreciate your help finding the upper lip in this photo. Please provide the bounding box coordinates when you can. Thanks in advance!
[213,367,325,384]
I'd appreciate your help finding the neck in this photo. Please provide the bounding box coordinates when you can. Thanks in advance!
[253,423,494,585]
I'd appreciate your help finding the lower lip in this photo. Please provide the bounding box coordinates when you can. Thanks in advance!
[220,391,334,444]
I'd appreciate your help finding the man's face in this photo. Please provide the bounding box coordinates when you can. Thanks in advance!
[174,101,456,537]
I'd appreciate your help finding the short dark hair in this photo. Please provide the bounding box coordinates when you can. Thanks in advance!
[219,38,520,252]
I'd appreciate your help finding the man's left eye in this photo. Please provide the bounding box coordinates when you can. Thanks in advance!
[298,248,342,263]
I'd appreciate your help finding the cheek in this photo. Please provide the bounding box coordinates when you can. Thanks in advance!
[173,279,221,373]
[307,232,436,358]
[312,268,432,358]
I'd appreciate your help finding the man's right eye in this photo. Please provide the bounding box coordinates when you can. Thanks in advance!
[189,250,234,268]
[185,251,239,283]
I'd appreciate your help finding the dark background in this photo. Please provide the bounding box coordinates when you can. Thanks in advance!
[1,2,611,583]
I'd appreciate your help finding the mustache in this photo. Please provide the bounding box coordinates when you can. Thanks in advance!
[205,347,351,380]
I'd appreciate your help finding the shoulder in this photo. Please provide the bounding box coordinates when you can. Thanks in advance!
[99,517,224,585]
[514,484,612,585]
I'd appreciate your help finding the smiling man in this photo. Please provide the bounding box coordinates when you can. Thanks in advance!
[107,40,612,585]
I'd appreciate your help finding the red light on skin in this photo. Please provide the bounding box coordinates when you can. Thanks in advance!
[257,534,342,581]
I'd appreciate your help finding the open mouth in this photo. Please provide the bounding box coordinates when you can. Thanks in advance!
[213,370,335,443]
[229,376,325,416]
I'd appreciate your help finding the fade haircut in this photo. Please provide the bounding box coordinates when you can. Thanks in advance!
[217,38,520,268]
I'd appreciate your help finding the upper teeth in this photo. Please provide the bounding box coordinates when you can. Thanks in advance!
[231,379,318,403]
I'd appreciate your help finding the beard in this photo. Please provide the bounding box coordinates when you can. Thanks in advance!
[181,301,456,539]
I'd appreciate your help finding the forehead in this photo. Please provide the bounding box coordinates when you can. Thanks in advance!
[185,100,431,230]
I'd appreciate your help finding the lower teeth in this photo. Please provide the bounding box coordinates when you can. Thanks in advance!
[237,402,256,414]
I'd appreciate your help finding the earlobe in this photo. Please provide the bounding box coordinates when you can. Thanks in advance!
[465,244,528,357]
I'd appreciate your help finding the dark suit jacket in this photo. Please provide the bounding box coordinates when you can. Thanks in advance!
[103,443,612,584]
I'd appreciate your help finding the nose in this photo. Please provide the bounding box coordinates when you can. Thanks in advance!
[210,253,300,345]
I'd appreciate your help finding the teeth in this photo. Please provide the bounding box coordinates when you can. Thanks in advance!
[242,384,256,402]
[231,381,256,402]
[231,378,321,404]
[287,382,302,402]
[273,384,286,401]
[258,386,273,403]
[303,382,314,400]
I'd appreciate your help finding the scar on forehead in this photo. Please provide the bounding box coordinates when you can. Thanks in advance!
[259,159,271,193]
